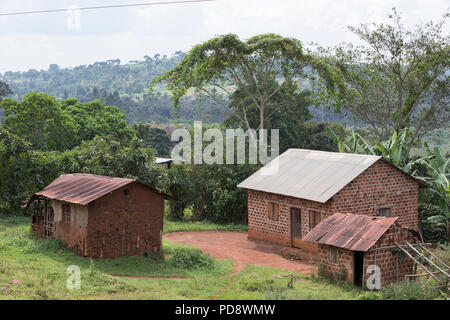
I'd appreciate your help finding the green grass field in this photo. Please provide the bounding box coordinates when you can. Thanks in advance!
[0,214,366,300]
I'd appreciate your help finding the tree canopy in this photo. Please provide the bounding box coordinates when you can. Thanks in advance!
[152,33,345,130]
[322,9,450,158]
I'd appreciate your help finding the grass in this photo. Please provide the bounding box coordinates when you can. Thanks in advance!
[163,219,248,234]
[0,213,363,300]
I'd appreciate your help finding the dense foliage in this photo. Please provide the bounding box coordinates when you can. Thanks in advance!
[321,9,450,159]
[0,54,229,124]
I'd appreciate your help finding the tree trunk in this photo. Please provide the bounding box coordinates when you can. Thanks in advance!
[259,104,264,130]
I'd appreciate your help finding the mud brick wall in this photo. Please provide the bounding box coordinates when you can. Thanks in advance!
[247,189,327,248]
[363,223,416,288]
[52,200,89,256]
[328,159,419,230]
[318,245,354,282]
[86,182,164,259]
[246,159,419,250]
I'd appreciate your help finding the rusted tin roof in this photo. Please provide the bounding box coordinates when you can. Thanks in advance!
[28,173,178,206]
[303,213,398,252]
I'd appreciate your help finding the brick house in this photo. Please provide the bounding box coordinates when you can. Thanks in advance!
[27,173,177,258]
[303,213,417,288]
[237,149,424,251]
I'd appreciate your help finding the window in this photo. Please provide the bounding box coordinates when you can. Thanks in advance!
[328,247,339,264]
[123,189,129,196]
[268,202,279,221]
[377,207,392,217]
[309,210,322,230]
[63,204,71,224]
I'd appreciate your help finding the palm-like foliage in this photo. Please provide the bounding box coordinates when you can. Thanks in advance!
[413,143,449,215]
[329,128,411,169]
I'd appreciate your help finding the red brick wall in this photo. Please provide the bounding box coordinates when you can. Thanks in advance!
[86,182,164,259]
[246,159,419,249]
[53,201,89,256]
[248,189,327,249]
[318,245,354,282]
[328,159,419,230]
[363,222,416,288]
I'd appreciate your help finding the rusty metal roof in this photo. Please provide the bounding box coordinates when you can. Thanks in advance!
[302,213,398,252]
[238,149,381,203]
[29,173,177,205]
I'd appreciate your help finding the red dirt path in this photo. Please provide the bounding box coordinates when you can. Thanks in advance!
[163,231,315,274]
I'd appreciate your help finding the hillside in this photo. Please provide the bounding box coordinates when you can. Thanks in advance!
[0,53,346,125]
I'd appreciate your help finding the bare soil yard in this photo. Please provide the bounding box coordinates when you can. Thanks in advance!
[164,231,316,274]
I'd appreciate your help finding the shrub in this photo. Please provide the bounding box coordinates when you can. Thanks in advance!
[381,280,439,300]
[169,247,215,270]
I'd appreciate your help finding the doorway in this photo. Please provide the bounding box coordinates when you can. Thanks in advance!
[290,207,302,247]
[354,251,364,287]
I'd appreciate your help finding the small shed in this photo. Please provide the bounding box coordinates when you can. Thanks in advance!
[303,213,418,288]
[27,173,177,259]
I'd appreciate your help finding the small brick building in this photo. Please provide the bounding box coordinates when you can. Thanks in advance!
[303,213,417,288]
[238,149,424,251]
[27,173,177,258]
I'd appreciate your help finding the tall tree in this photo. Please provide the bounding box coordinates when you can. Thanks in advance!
[322,9,449,159]
[152,33,344,131]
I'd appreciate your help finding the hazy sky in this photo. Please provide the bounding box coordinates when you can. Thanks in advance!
[0,0,448,73]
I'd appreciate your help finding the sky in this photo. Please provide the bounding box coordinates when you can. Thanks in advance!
[0,0,449,73]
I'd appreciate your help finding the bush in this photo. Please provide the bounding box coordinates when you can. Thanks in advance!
[381,280,439,300]
[168,247,215,270]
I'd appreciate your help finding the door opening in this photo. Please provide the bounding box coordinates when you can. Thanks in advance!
[290,207,302,247]
[354,251,364,287]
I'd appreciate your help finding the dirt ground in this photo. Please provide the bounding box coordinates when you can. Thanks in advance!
[163,231,316,274]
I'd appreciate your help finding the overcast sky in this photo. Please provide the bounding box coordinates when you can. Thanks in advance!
[0,0,448,73]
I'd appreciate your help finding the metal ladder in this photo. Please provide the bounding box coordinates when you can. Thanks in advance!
[394,242,450,288]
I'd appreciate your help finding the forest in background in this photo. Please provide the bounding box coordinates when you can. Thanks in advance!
[0,51,349,125]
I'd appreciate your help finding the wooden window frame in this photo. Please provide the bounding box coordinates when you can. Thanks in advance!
[309,210,322,230]
[328,247,339,264]
[63,204,71,224]
[268,202,279,221]
[377,206,392,218]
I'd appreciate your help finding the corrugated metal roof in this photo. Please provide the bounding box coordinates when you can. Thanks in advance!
[29,173,177,205]
[303,213,398,252]
[237,149,381,203]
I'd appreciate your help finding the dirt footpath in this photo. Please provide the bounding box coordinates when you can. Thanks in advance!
[163,231,315,274]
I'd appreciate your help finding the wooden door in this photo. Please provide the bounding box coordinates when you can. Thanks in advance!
[291,207,302,247]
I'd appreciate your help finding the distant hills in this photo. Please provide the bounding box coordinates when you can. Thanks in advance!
[0,52,348,124]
